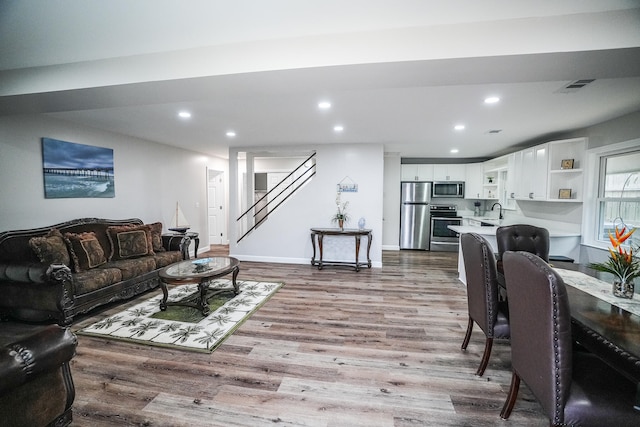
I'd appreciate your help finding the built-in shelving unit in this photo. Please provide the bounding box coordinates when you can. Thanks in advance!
[547,138,587,202]
[482,171,501,200]
[482,155,510,205]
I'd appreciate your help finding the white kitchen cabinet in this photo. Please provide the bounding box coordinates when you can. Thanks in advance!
[433,164,465,181]
[504,153,517,209]
[532,144,549,200]
[514,143,548,200]
[512,150,525,199]
[401,165,416,181]
[400,138,586,205]
[401,164,434,181]
[464,163,483,199]
[511,139,587,202]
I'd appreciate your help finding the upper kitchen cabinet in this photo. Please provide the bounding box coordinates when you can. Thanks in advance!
[513,143,549,201]
[464,163,483,199]
[504,153,517,209]
[546,138,587,202]
[511,138,586,202]
[433,164,465,181]
[401,164,434,182]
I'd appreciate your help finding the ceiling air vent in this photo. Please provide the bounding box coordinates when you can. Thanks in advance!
[555,79,595,94]
[486,129,502,134]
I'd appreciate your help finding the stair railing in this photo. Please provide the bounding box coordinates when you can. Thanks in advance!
[236,152,316,243]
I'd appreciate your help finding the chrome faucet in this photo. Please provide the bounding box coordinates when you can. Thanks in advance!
[491,202,504,220]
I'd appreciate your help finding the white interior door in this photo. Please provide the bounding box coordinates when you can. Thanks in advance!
[207,169,226,245]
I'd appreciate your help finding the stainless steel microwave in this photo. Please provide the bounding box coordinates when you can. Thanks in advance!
[432,181,465,198]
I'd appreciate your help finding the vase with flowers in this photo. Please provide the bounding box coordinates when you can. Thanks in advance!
[588,224,638,299]
[331,192,350,230]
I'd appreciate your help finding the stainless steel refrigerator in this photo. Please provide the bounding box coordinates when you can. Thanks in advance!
[400,181,432,250]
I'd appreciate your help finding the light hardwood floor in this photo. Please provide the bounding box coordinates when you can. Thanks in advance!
[69,247,547,426]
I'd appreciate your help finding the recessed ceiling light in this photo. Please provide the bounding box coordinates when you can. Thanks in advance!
[318,101,331,110]
[178,111,191,118]
[333,125,344,132]
[484,96,500,104]
[226,131,236,137]
[454,124,465,131]
[450,149,459,154]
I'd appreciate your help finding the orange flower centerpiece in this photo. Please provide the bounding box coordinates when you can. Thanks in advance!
[589,225,638,299]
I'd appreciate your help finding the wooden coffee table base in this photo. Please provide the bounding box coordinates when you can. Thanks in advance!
[158,257,240,316]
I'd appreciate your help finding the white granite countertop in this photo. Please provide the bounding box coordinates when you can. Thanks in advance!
[451,217,582,284]
[449,223,581,237]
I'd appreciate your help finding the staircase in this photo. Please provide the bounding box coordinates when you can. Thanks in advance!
[236,152,316,243]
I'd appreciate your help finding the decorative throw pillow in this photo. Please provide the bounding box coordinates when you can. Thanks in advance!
[146,222,165,252]
[63,231,107,273]
[28,228,71,266]
[106,224,154,261]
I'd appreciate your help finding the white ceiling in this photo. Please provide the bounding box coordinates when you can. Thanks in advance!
[1,0,640,160]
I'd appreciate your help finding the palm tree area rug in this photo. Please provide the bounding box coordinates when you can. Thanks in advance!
[77,279,283,353]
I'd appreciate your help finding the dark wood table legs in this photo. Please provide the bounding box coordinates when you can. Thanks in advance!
[159,257,240,316]
[310,228,372,271]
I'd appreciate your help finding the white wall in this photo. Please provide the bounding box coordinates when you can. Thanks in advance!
[0,114,227,254]
[229,143,384,267]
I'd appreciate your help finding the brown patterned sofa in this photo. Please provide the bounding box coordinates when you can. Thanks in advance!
[0,218,186,325]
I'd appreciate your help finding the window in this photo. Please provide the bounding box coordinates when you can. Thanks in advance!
[590,145,640,250]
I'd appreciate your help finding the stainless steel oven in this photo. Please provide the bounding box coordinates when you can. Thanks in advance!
[429,205,461,252]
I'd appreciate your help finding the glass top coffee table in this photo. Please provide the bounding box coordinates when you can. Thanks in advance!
[158,256,240,316]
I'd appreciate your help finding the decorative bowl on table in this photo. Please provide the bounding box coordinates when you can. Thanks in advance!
[192,258,212,273]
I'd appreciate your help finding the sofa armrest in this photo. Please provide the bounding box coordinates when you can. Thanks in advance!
[0,263,75,324]
[0,324,77,395]
[0,262,72,285]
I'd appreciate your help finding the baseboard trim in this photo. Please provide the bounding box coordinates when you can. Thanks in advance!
[230,254,382,268]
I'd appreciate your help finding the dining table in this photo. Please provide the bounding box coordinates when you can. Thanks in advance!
[552,263,640,411]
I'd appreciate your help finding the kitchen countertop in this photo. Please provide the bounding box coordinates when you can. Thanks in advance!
[452,216,582,285]
[449,217,581,237]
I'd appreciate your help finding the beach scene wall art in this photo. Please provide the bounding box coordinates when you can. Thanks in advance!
[42,138,115,198]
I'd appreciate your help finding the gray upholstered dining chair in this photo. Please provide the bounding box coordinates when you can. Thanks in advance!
[460,233,510,376]
[500,251,640,426]
[495,224,549,288]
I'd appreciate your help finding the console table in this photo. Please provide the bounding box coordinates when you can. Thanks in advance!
[310,228,372,272]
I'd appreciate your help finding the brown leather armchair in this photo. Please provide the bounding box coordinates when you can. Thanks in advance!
[460,233,510,376]
[0,322,77,426]
[500,251,640,426]
[495,224,549,288]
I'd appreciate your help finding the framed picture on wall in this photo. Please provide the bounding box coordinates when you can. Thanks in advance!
[41,138,115,198]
